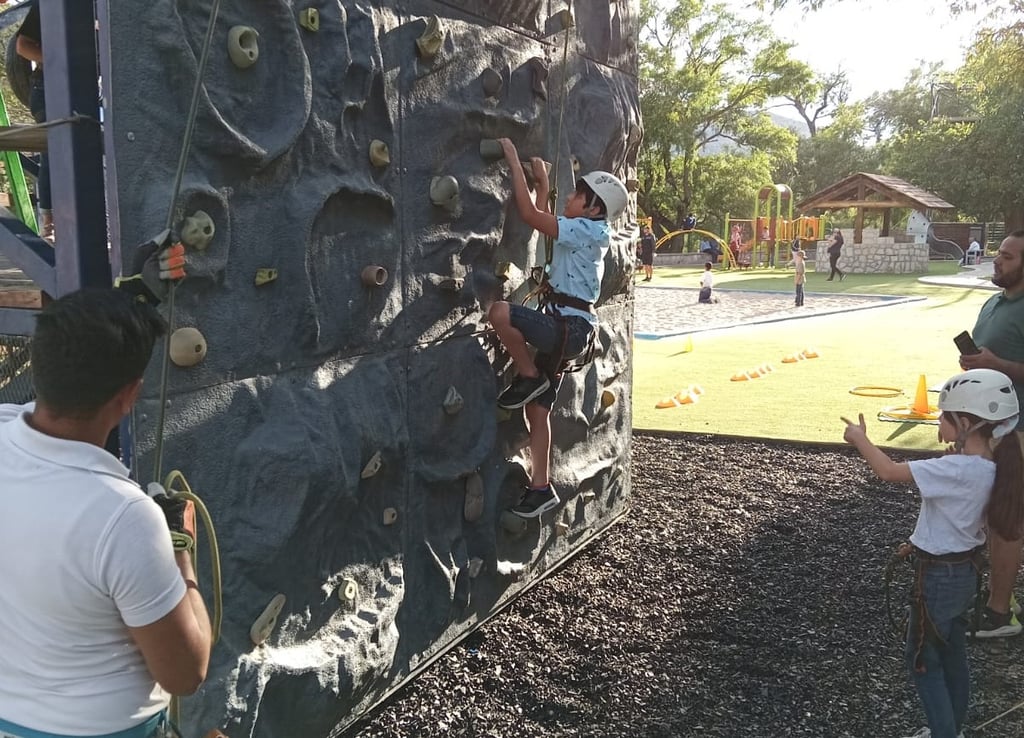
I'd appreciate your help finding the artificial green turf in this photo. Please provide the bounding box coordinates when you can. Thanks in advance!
[632,266,995,451]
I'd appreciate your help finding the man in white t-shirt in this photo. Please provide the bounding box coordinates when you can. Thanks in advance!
[967,237,982,265]
[0,289,212,738]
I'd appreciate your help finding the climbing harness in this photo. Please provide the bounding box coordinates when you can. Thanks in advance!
[882,543,984,671]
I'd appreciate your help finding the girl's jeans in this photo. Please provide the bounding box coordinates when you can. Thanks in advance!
[906,559,976,738]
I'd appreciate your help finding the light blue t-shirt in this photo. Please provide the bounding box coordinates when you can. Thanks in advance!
[547,216,612,323]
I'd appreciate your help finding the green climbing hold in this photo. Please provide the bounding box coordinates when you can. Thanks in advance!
[254,268,278,286]
[429,176,459,212]
[299,8,319,32]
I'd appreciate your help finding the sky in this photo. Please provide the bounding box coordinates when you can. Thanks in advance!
[757,0,991,101]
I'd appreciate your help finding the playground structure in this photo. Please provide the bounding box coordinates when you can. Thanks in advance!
[642,183,825,270]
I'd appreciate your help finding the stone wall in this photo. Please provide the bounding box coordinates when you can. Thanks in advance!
[101,3,639,737]
[814,228,928,274]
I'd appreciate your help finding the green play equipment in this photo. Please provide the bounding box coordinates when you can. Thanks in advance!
[0,86,38,233]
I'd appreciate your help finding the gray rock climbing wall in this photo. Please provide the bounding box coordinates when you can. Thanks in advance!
[102,1,640,735]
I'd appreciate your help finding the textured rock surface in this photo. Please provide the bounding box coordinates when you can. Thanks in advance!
[104,2,639,736]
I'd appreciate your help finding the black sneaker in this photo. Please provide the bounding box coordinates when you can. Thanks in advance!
[497,375,550,410]
[973,606,1023,638]
[510,485,560,519]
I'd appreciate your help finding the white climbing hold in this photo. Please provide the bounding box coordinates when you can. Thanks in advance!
[180,210,215,250]
[429,176,460,211]
[299,8,319,32]
[361,451,383,479]
[338,577,358,607]
[443,386,464,415]
[228,26,260,69]
[169,327,207,368]
[361,265,388,287]
[415,15,445,60]
[369,139,390,167]
[383,507,398,526]
[250,593,286,646]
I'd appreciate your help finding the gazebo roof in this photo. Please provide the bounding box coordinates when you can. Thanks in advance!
[796,173,955,212]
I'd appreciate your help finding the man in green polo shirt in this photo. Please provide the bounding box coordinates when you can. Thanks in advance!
[960,230,1024,638]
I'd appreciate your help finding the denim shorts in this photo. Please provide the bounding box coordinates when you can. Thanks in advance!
[509,304,594,409]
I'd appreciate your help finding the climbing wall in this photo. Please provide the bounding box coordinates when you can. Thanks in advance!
[102,1,640,736]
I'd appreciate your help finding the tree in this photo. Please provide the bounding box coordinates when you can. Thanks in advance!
[882,30,1024,229]
[864,65,936,143]
[637,0,806,245]
[783,69,850,137]
[789,103,879,200]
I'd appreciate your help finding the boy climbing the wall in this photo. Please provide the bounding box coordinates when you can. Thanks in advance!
[487,138,628,519]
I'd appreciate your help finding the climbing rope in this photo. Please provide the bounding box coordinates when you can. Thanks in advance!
[151,0,223,484]
[543,1,574,272]
[160,467,224,732]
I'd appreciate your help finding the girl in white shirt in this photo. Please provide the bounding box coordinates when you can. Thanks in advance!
[842,369,1023,738]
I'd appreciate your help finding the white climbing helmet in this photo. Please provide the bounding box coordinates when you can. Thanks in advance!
[938,368,1019,437]
[580,171,629,221]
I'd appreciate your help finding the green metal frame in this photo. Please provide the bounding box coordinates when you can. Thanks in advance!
[0,86,38,233]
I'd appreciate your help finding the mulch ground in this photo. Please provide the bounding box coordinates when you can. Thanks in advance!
[348,433,1024,738]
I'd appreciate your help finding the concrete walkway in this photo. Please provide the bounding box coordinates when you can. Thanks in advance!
[918,259,997,290]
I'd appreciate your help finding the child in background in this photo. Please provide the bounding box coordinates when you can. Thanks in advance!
[842,369,1023,738]
[697,262,714,303]
[793,249,806,306]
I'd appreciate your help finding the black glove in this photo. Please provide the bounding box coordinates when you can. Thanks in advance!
[115,230,186,306]
[148,482,195,552]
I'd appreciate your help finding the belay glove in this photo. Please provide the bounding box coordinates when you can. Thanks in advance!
[147,482,196,552]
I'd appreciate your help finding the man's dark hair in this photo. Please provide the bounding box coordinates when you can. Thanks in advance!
[31,289,166,416]
[575,179,608,218]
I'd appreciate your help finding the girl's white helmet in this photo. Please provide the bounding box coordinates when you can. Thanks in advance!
[580,171,629,221]
[938,368,1019,437]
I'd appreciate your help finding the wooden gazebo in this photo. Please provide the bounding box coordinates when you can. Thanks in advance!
[796,173,954,244]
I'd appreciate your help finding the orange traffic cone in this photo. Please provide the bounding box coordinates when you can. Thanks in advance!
[912,374,931,414]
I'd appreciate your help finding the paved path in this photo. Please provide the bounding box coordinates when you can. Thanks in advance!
[634,284,922,339]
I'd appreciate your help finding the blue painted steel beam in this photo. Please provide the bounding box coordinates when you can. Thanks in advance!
[42,0,110,296]
[0,307,37,335]
[0,0,111,336]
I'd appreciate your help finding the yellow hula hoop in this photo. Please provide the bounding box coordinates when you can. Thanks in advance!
[849,386,903,398]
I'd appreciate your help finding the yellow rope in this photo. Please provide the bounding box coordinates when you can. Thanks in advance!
[163,469,224,733]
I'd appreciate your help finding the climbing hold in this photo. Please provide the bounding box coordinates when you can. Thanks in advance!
[254,268,278,286]
[361,265,388,287]
[468,557,484,578]
[361,450,383,479]
[464,472,484,522]
[570,155,581,174]
[338,577,358,608]
[227,26,260,69]
[429,176,460,211]
[496,559,525,579]
[443,386,464,415]
[494,261,522,283]
[626,178,640,193]
[180,210,215,250]
[500,510,527,536]
[582,490,596,502]
[480,68,503,98]
[250,593,286,646]
[415,15,445,60]
[382,507,398,526]
[479,138,504,162]
[555,521,570,536]
[546,9,574,33]
[601,389,616,408]
[298,7,319,32]
[439,277,464,292]
[527,57,549,99]
[368,139,390,167]
[169,327,207,368]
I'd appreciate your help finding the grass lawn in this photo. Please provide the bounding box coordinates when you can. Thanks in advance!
[632,264,996,451]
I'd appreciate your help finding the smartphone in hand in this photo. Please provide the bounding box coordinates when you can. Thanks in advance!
[954,330,981,355]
